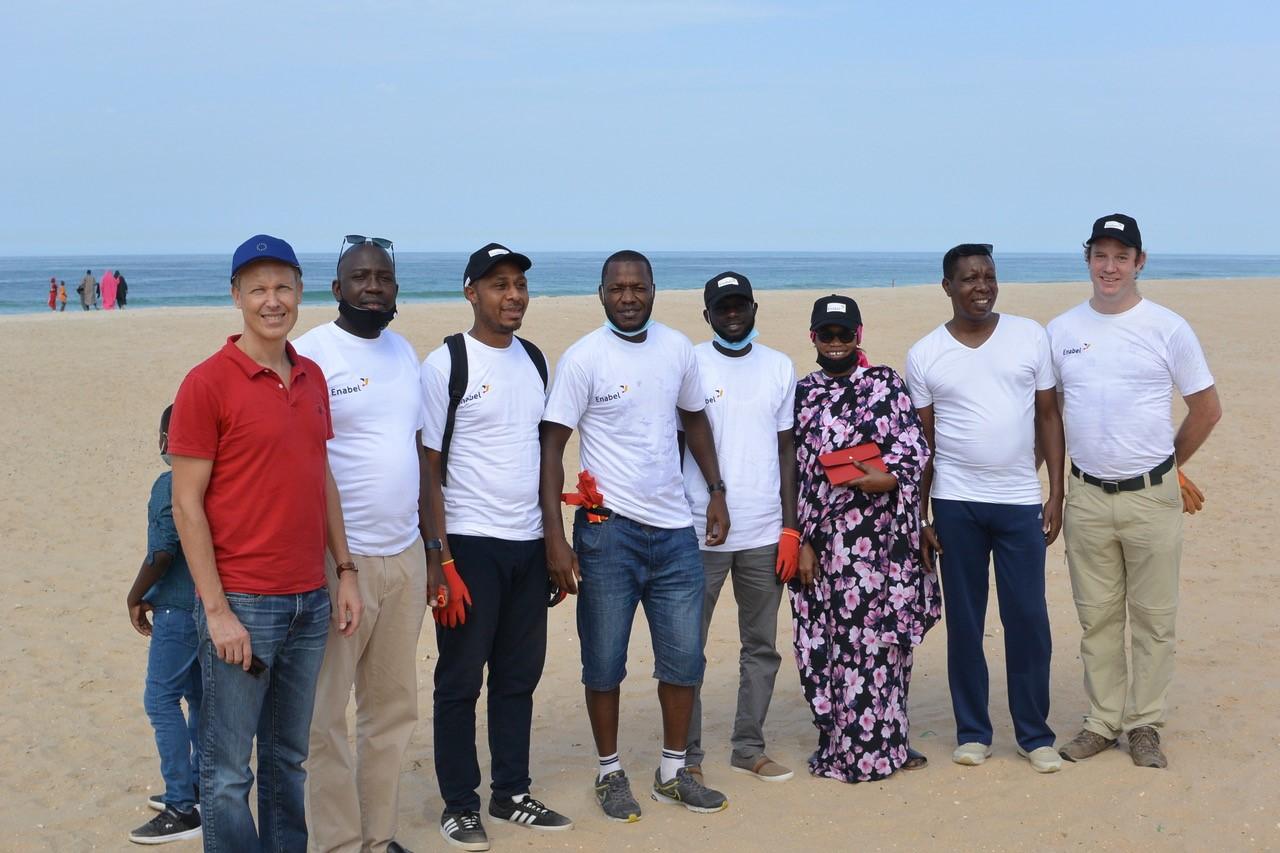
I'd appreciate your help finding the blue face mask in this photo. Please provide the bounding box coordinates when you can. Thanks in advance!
[604,316,654,338]
[712,326,758,351]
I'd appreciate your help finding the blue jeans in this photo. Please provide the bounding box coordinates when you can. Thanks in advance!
[145,606,202,811]
[933,499,1054,751]
[574,510,705,690]
[195,589,330,853]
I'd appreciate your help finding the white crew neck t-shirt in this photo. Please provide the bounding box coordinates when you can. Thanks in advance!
[543,323,705,530]
[292,322,424,555]
[682,342,796,551]
[905,314,1055,506]
[421,333,547,541]
[1048,298,1214,480]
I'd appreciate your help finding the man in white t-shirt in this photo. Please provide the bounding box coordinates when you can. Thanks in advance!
[296,236,434,853]
[421,243,572,851]
[540,250,732,823]
[1049,214,1221,769]
[906,243,1065,775]
[680,271,798,785]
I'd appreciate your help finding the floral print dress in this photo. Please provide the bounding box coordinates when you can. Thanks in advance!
[791,365,941,782]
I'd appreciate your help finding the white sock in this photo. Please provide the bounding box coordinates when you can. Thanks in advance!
[598,752,622,781]
[660,748,686,783]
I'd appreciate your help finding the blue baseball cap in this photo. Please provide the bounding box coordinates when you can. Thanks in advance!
[231,234,301,281]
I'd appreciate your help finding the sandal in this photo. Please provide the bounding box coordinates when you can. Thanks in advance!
[903,746,928,770]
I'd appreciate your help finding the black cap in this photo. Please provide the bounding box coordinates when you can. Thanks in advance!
[463,242,532,287]
[703,271,754,308]
[1087,214,1142,251]
[810,294,862,331]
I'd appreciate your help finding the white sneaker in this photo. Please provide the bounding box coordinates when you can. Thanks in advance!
[951,742,992,766]
[1017,746,1063,773]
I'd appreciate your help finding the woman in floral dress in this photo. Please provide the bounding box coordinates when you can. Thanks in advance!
[792,295,941,783]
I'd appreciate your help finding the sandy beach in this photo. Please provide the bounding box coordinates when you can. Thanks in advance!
[3,277,1277,852]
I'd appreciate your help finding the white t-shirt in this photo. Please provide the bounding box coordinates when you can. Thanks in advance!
[906,315,1055,506]
[292,323,424,555]
[543,323,704,530]
[1048,298,1214,480]
[682,342,796,551]
[421,334,546,541]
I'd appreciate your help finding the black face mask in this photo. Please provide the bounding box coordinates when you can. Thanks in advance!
[816,350,860,374]
[338,299,396,335]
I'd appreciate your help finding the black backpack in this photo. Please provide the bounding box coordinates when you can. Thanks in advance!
[439,332,548,486]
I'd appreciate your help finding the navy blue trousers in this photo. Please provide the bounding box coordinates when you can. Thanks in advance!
[933,499,1054,751]
[433,535,548,812]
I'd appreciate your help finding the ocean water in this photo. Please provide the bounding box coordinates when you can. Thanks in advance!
[4,251,1277,315]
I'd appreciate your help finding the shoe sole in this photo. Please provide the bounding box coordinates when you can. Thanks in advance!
[489,813,575,831]
[146,799,164,813]
[1016,748,1063,774]
[1058,740,1117,763]
[650,790,729,813]
[128,826,202,844]
[439,824,490,852]
[730,765,795,782]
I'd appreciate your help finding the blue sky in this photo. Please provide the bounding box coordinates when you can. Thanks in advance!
[3,1,1277,254]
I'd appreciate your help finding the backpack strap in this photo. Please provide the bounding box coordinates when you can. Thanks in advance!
[516,336,549,388]
[440,333,468,487]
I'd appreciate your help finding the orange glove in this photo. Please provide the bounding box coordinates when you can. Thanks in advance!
[563,471,609,522]
[776,528,801,583]
[433,560,472,628]
[1178,469,1204,514]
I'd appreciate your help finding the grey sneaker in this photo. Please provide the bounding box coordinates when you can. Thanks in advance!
[594,770,641,823]
[1058,729,1117,763]
[651,767,728,814]
[1127,726,1168,769]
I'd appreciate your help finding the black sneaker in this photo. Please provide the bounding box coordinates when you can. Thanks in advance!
[651,767,729,814]
[594,769,641,823]
[489,793,574,830]
[440,810,489,852]
[148,783,198,812]
[129,805,202,845]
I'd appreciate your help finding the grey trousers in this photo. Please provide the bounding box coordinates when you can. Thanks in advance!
[686,543,784,766]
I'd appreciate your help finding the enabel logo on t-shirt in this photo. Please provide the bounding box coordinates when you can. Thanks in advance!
[704,388,724,406]
[460,384,492,406]
[331,377,369,396]
[593,384,629,404]
[1061,342,1091,357]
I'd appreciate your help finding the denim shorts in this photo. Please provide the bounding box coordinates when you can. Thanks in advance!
[573,509,705,690]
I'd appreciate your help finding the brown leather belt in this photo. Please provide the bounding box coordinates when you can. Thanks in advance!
[1071,455,1175,494]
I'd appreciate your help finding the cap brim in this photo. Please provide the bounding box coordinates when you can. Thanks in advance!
[705,286,753,308]
[231,255,301,280]
[810,316,858,331]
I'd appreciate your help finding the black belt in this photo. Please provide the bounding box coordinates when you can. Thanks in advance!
[1071,455,1174,494]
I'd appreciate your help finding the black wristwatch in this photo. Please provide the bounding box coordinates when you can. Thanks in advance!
[425,538,443,552]
[708,480,727,494]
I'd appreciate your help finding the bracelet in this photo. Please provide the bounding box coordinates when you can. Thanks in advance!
[441,559,455,567]
[336,561,357,576]
[780,528,802,541]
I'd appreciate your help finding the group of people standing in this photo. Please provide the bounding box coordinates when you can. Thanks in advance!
[49,269,128,310]
[126,213,1219,852]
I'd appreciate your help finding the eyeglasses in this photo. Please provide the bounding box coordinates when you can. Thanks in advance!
[815,328,856,343]
[338,235,395,271]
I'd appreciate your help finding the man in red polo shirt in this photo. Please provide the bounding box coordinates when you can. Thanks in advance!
[169,234,363,852]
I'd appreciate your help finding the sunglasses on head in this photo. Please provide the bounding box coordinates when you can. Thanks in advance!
[338,235,395,271]
[815,327,856,343]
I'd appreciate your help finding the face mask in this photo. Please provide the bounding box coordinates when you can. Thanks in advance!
[603,302,655,338]
[161,453,172,467]
[816,350,862,374]
[338,299,396,335]
[713,325,758,351]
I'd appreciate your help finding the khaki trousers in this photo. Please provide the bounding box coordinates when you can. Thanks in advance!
[305,536,428,853]
[1063,470,1182,739]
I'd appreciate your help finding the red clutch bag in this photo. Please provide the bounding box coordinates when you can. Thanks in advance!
[819,443,887,485]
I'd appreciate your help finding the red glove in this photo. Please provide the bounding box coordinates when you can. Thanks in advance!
[1178,469,1205,514]
[562,471,610,522]
[433,560,472,628]
[776,528,801,583]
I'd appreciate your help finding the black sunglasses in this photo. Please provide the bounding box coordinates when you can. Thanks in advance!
[816,328,856,343]
[338,235,395,271]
